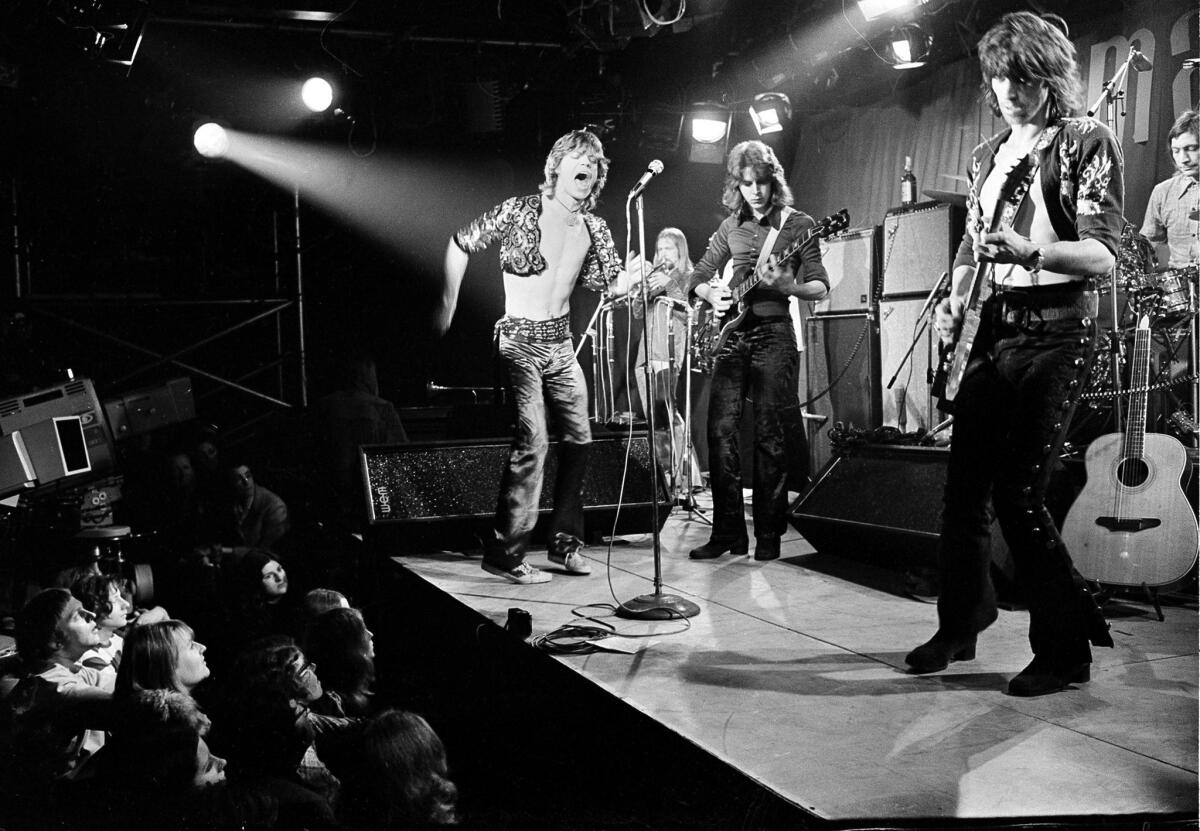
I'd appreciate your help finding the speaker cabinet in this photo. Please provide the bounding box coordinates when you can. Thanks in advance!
[791,445,945,565]
[813,226,878,315]
[878,296,938,432]
[360,434,670,551]
[882,202,964,297]
[789,445,1015,572]
[804,313,880,473]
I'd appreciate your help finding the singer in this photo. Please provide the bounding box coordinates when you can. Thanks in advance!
[687,140,828,563]
[906,11,1123,695]
[439,129,639,584]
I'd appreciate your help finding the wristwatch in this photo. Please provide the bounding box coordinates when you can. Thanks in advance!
[1026,246,1045,274]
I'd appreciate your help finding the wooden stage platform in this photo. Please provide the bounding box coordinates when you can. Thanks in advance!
[379,493,1198,829]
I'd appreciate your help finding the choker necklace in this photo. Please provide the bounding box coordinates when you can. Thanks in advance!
[555,195,582,226]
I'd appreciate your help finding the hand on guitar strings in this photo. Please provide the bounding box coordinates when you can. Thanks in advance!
[697,280,733,313]
[933,297,960,346]
[974,227,1038,267]
[759,254,798,293]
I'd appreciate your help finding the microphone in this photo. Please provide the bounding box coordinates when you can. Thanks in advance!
[1129,48,1152,72]
[628,159,664,199]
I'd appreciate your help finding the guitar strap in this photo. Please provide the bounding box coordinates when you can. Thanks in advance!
[981,125,1060,283]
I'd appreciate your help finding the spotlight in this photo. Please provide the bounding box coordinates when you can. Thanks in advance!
[857,0,924,21]
[193,123,229,158]
[886,24,932,69]
[690,103,730,144]
[748,92,791,136]
[301,77,334,113]
[688,103,731,164]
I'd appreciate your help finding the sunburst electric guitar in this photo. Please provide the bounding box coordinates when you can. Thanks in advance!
[1062,315,1199,587]
[691,209,849,371]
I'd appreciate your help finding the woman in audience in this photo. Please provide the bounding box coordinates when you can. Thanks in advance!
[303,606,375,717]
[211,549,295,663]
[339,709,459,829]
[70,573,133,673]
[114,619,211,698]
[8,588,114,785]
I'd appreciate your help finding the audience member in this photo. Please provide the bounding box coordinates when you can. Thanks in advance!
[209,637,356,816]
[211,460,291,556]
[216,549,296,654]
[100,688,281,831]
[69,574,132,673]
[8,588,114,785]
[311,351,408,532]
[303,607,376,718]
[339,709,459,829]
[115,619,211,698]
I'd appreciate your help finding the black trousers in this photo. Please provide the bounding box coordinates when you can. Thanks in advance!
[937,284,1099,663]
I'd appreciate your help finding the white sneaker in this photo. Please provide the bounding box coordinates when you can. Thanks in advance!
[548,533,592,575]
[482,560,552,584]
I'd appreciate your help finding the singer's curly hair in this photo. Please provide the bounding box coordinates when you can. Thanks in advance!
[978,11,1085,121]
[541,129,609,212]
[721,140,794,215]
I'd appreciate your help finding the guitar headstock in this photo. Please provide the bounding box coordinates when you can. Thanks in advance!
[815,208,850,240]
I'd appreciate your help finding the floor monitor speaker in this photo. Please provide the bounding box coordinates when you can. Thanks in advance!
[361,434,670,552]
[789,445,1013,573]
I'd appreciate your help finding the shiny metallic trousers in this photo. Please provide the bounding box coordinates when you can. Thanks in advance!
[489,333,591,567]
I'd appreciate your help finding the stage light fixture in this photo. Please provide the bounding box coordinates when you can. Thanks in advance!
[886,24,932,69]
[301,77,334,113]
[193,123,229,158]
[857,0,923,21]
[749,92,791,136]
[690,104,730,144]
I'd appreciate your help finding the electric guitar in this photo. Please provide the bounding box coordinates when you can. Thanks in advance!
[691,209,848,371]
[939,152,1038,404]
[1062,315,1199,587]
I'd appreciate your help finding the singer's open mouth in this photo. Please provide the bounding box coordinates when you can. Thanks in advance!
[574,172,589,182]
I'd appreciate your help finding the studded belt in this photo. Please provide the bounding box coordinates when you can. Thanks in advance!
[997,285,1098,327]
[495,314,571,343]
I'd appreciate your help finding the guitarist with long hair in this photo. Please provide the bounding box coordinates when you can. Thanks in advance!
[687,140,829,563]
[905,12,1124,696]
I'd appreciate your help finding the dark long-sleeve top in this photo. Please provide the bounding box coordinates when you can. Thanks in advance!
[953,116,1124,273]
[688,204,829,317]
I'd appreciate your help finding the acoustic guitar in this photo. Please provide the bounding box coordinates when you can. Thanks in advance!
[691,209,849,372]
[1062,315,1199,587]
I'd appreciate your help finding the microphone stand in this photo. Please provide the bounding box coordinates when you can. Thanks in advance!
[1088,49,1141,435]
[886,272,947,390]
[617,193,701,621]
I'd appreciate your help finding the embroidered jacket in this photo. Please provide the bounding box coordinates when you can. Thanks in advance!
[454,194,622,292]
[953,116,1124,273]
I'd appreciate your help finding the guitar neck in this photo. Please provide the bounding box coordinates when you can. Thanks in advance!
[1124,323,1152,460]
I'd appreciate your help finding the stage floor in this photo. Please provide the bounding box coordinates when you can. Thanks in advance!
[389,492,1198,826]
